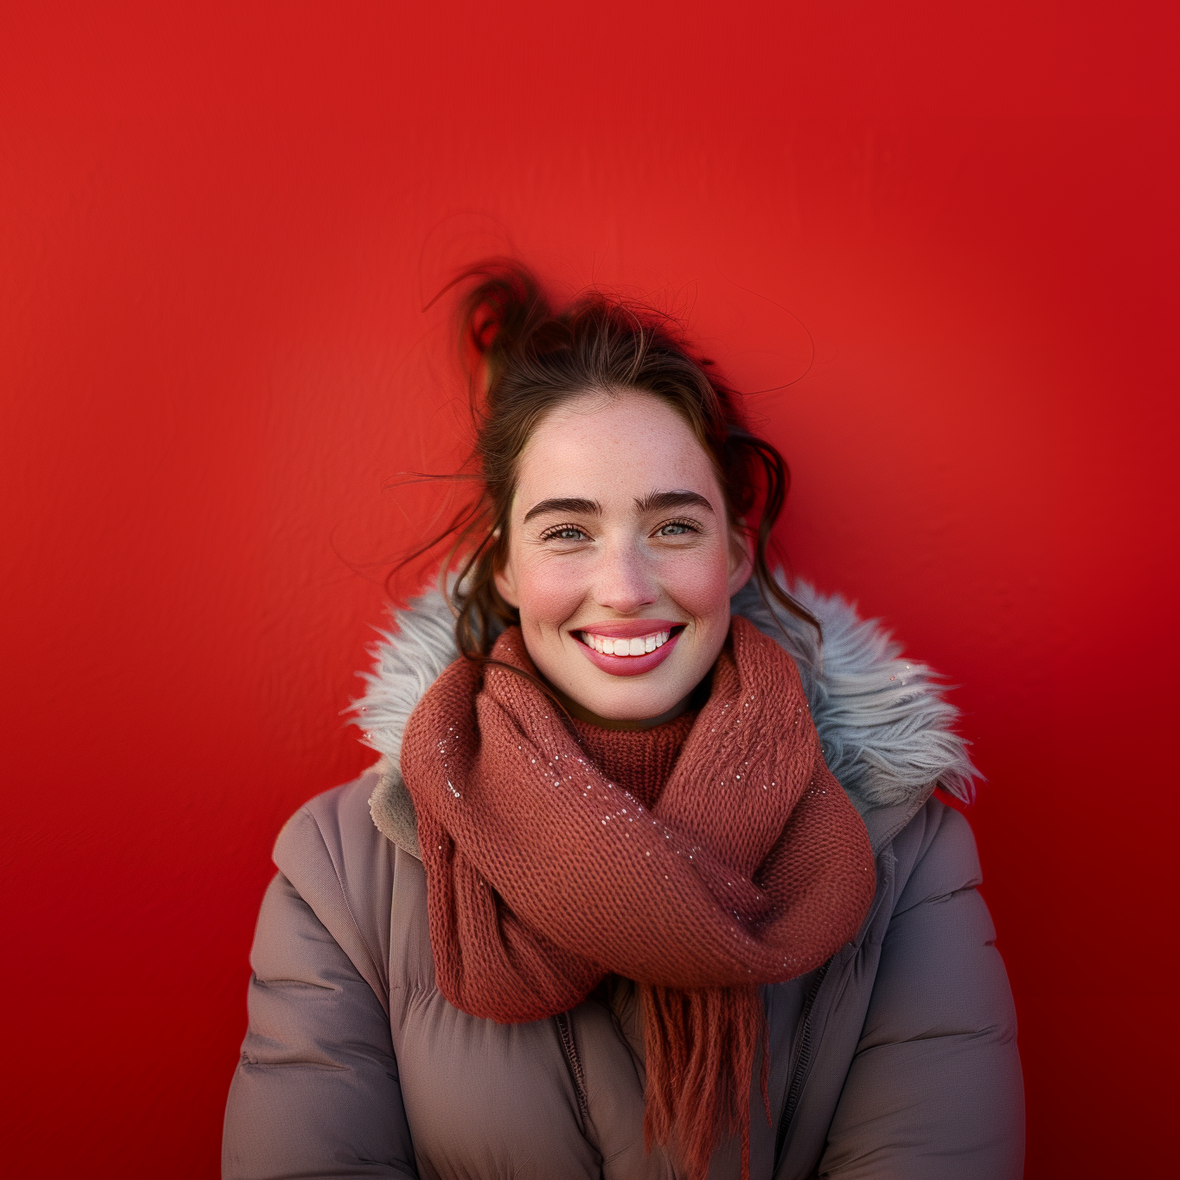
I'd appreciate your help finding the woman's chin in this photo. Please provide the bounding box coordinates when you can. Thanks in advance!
[555,675,696,727]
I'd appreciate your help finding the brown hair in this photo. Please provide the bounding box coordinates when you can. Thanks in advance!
[401,259,818,655]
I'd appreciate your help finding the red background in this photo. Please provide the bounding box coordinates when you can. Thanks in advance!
[3,3,1177,1176]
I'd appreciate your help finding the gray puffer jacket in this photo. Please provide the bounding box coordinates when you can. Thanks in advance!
[223,581,1024,1179]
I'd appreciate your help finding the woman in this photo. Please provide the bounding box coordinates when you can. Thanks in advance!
[223,263,1024,1179]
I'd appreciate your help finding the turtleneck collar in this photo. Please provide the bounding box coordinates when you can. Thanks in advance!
[570,710,698,810]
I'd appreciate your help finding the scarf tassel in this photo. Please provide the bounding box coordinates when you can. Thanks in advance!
[641,984,773,1180]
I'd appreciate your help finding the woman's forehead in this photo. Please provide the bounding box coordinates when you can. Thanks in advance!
[514,393,720,511]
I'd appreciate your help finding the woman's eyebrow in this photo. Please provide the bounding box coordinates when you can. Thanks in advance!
[635,490,715,515]
[522,497,602,523]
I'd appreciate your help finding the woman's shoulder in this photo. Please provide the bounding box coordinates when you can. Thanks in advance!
[888,796,986,909]
[271,767,400,959]
[274,767,387,870]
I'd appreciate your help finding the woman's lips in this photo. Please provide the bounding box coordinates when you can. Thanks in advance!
[573,622,684,678]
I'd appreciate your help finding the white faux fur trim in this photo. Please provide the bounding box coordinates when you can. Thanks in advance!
[349,576,979,852]
[729,579,978,806]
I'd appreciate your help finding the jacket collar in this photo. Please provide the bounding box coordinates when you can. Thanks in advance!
[352,577,979,857]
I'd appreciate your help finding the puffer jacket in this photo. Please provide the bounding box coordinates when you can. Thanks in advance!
[222,581,1024,1180]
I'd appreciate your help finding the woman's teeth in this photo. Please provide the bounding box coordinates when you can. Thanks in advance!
[580,630,671,656]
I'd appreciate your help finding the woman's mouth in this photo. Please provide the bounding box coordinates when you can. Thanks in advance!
[573,622,685,677]
[578,628,673,656]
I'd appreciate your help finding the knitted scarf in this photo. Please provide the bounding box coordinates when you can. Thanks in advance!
[399,616,876,1179]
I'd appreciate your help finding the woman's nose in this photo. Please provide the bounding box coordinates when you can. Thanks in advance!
[591,541,659,615]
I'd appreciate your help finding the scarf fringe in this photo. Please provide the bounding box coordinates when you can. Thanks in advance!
[641,984,771,1180]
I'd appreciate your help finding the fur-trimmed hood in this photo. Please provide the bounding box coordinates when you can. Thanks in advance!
[351,577,979,857]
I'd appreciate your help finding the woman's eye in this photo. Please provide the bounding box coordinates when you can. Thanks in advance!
[542,525,588,542]
[657,520,699,537]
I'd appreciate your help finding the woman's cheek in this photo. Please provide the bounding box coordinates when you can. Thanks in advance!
[661,548,732,622]
[517,557,584,630]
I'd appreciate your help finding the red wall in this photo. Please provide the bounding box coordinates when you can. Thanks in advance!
[3,4,1177,1176]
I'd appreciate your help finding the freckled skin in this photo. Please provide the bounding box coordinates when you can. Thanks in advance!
[494,390,752,723]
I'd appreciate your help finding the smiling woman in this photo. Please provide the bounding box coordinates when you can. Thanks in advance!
[222,262,1024,1180]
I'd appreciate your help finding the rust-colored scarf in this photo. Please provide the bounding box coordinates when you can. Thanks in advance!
[400,616,875,1179]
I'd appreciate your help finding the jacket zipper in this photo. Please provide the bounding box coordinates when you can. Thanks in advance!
[774,962,830,1164]
[554,1011,591,1130]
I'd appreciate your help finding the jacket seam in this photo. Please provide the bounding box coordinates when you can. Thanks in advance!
[238,1059,349,1072]
[891,882,982,917]
[856,1023,1017,1049]
[251,976,336,992]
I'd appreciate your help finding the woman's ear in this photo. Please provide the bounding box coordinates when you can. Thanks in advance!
[493,558,520,609]
[727,523,755,596]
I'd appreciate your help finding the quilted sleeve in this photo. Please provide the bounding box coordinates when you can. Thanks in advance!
[817,806,1024,1180]
[222,805,417,1179]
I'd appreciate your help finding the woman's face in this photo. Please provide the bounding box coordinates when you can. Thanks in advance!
[494,390,752,723]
